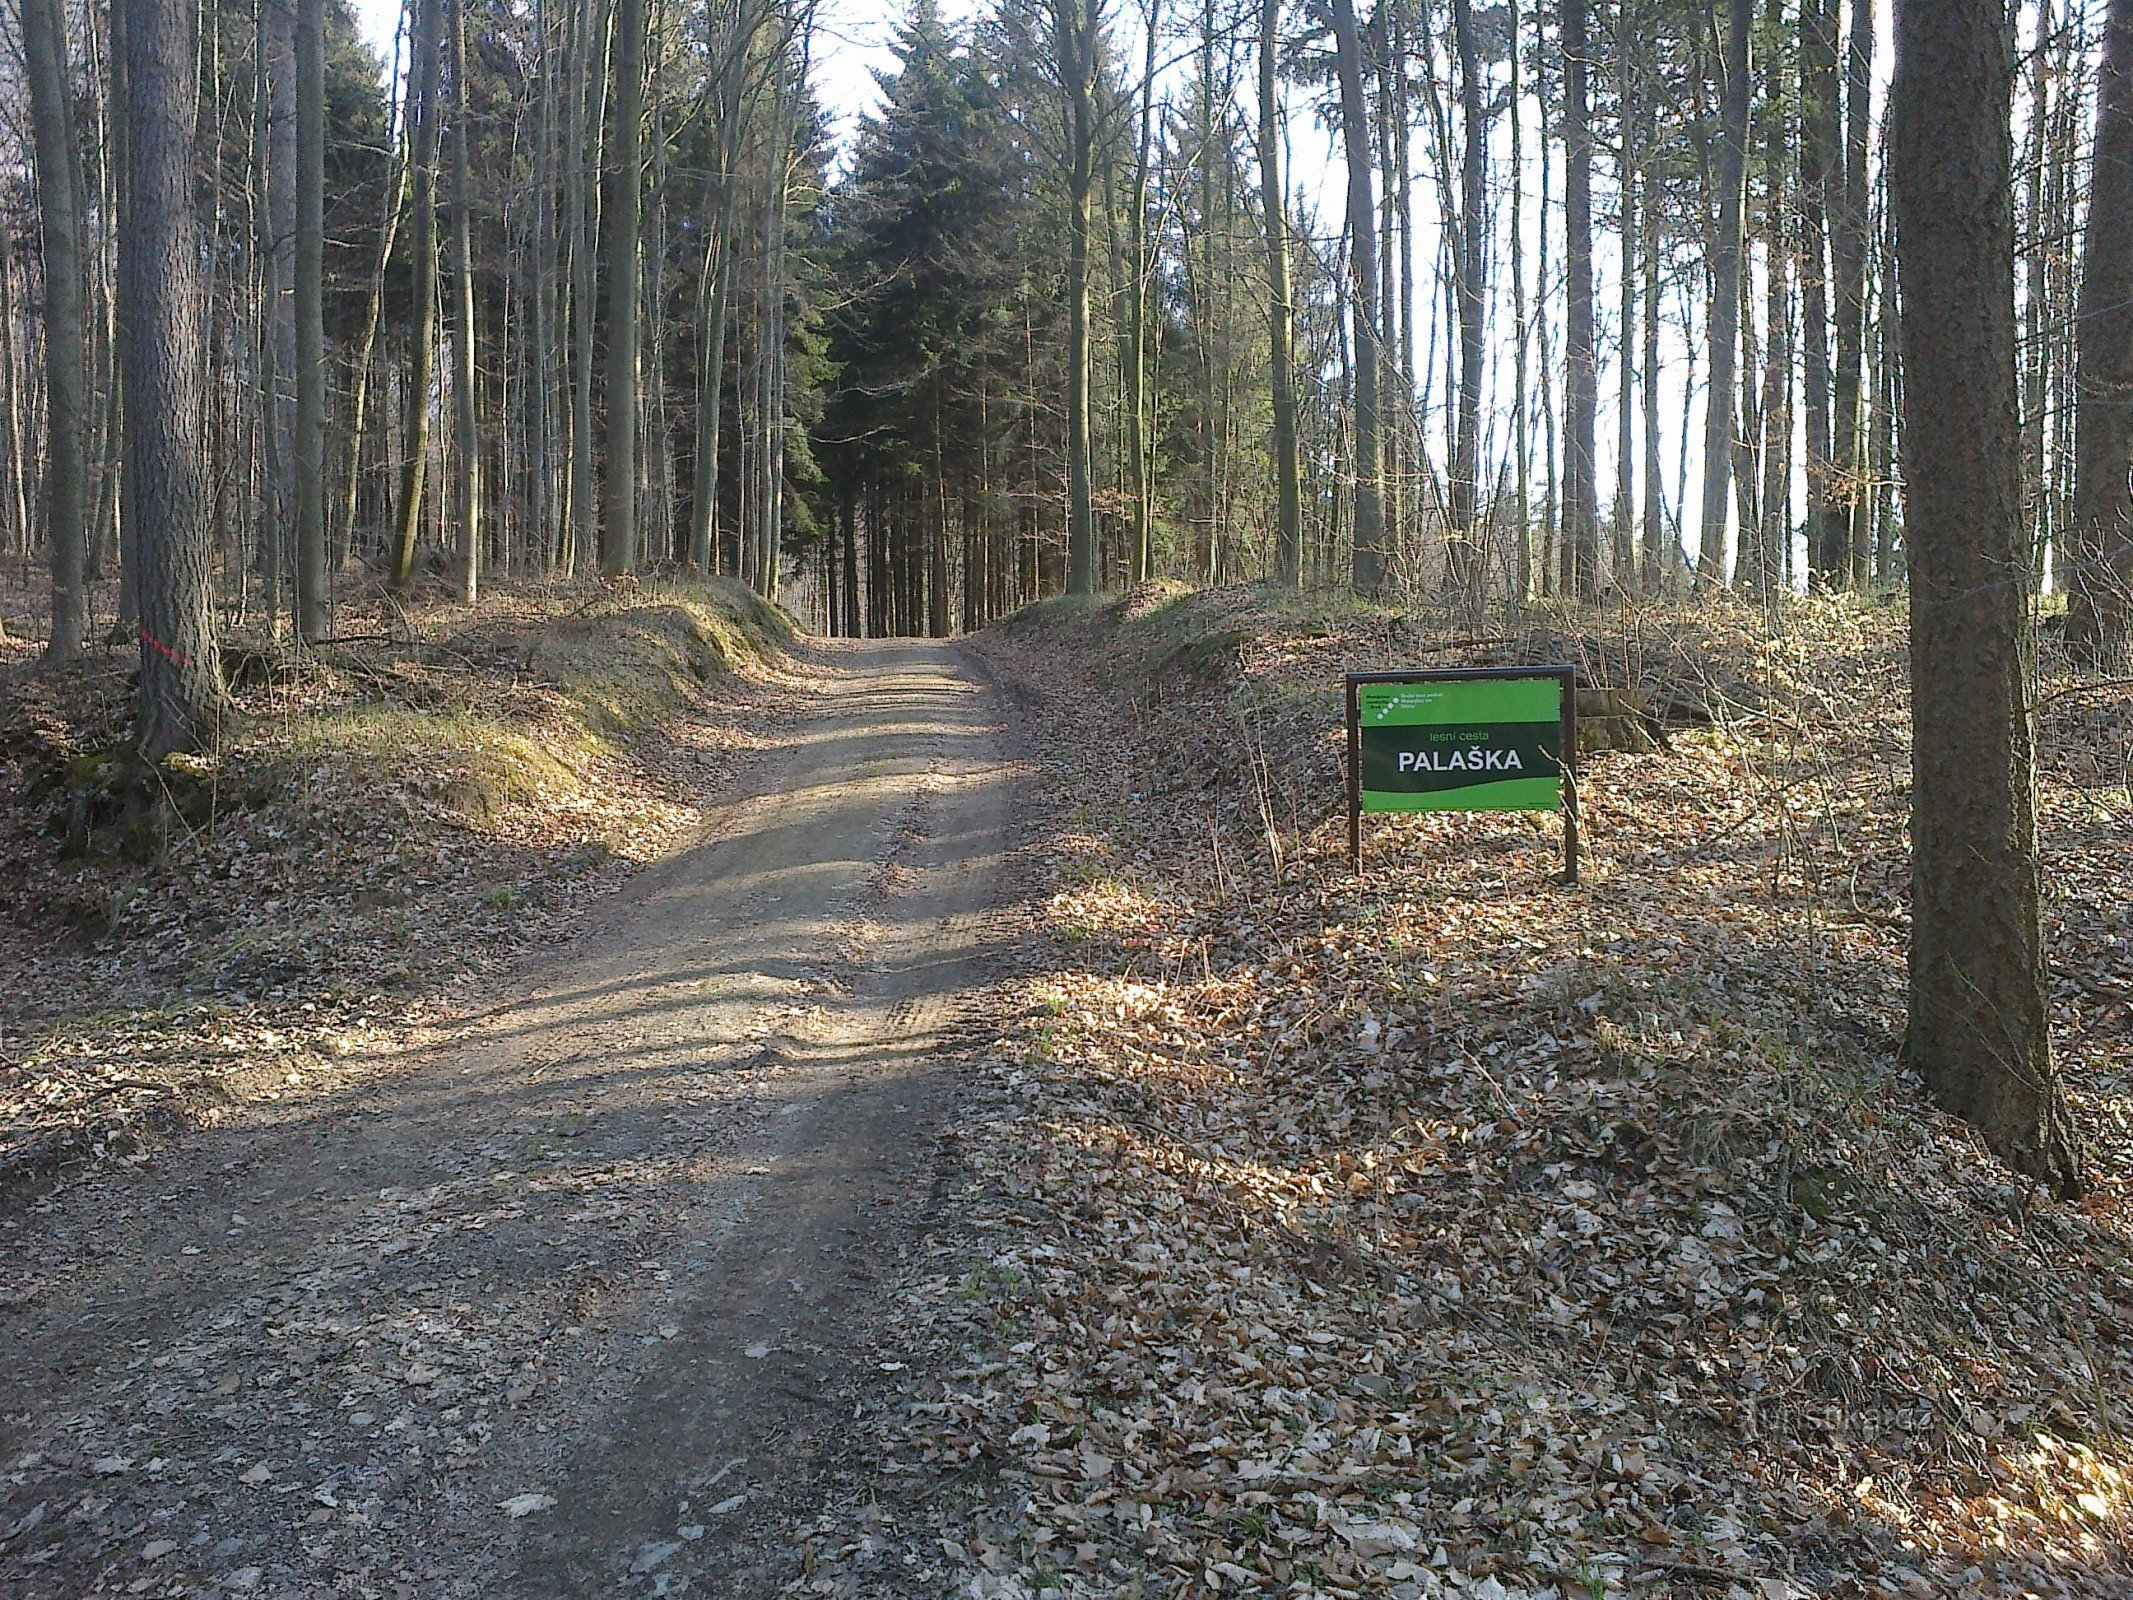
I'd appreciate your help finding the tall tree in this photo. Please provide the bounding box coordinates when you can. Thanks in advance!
[1447,0,1490,599]
[2070,0,2133,664]
[1054,0,1102,595]
[1699,0,1751,586]
[126,0,227,756]
[602,0,647,574]
[448,0,481,603]
[1560,0,1598,595]
[1257,0,1300,585]
[294,0,329,637]
[1330,0,1385,593]
[20,0,90,659]
[388,0,444,588]
[1890,0,2085,1196]
[1828,0,1872,587]
[1800,0,1840,584]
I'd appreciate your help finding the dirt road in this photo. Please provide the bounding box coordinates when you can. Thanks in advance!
[0,639,1019,1599]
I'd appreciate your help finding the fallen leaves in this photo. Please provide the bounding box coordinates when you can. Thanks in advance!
[787,587,2133,1599]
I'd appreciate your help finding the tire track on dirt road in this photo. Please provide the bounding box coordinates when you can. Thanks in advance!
[0,638,1022,1599]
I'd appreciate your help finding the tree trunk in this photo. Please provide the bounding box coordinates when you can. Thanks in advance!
[294,0,327,636]
[1801,0,1840,585]
[1560,0,1598,596]
[1509,0,1532,600]
[1750,0,1792,596]
[1829,0,1873,588]
[126,0,225,756]
[2069,0,2133,664]
[1257,0,1301,586]
[21,0,89,659]
[266,0,297,624]
[1448,0,1488,599]
[390,0,444,587]
[568,0,612,571]
[339,7,409,569]
[1058,0,1099,596]
[1613,3,1637,592]
[1890,0,2084,1197]
[1700,0,1751,586]
[601,0,646,574]
[449,0,481,604]
[1331,0,1385,593]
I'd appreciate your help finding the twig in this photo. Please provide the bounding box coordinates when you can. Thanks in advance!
[2030,676,2133,713]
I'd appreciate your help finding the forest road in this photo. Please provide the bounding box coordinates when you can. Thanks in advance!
[0,638,1022,1599]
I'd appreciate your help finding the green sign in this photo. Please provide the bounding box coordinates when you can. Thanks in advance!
[1354,676,1565,814]
[1345,668,1579,881]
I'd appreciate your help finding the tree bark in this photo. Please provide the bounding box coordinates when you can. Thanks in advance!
[20,0,90,659]
[390,0,444,587]
[125,0,226,756]
[601,0,645,574]
[1700,0,1751,586]
[1057,0,1099,596]
[1257,0,1301,586]
[266,0,297,623]
[1448,0,1488,599]
[449,0,481,603]
[1829,0,1872,588]
[1801,0,1840,585]
[294,0,328,636]
[2069,0,2133,664]
[1331,0,1385,593]
[1890,0,2085,1197]
[1560,0,1599,596]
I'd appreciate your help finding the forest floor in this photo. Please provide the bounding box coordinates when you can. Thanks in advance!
[777,584,2133,1600]
[1,578,2130,1600]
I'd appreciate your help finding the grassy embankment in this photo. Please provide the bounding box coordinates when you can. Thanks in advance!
[0,576,797,1193]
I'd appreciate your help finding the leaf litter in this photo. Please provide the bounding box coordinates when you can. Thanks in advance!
[784,585,2133,1599]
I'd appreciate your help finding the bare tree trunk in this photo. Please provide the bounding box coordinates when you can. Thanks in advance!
[338,9,408,568]
[1890,0,2084,1198]
[1613,2,1637,591]
[568,0,612,571]
[601,0,646,574]
[390,0,444,587]
[294,0,327,636]
[2070,0,2133,664]
[1509,0,1532,600]
[1331,0,1385,593]
[449,0,481,603]
[265,0,297,626]
[1801,0,1839,585]
[21,0,90,658]
[1561,0,1598,596]
[1448,0,1488,599]
[1258,0,1301,586]
[1700,0,1751,586]
[1056,0,1099,595]
[0,229,28,572]
[1829,0,1872,588]
[126,0,225,756]
[1641,137,1665,595]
